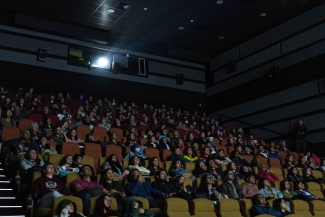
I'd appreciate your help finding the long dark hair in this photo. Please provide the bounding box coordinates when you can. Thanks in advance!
[106,154,124,174]
[288,167,300,178]
[25,148,41,165]
[66,129,78,140]
[148,157,161,170]
[59,155,76,168]
[258,178,268,189]
[170,160,183,170]
[199,173,212,188]
[273,198,284,212]
[95,195,111,217]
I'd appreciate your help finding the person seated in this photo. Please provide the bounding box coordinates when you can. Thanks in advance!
[225,138,236,147]
[127,156,150,176]
[48,126,68,152]
[273,198,291,217]
[205,141,216,154]
[287,167,304,182]
[98,117,111,133]
[107,132,126,153]
[279,141,290,153]
[257,164,279,183]
[53,198,84,217]
[151,170,175,197]
[186,133,197,143]
[302,167,324,183]
[126,169,167,209]
[183,147,199,162]
[305,151,321,164]
[215,149,232,165]
[191,142,201,154]
[101,154,129,180]
[125,144,146,160]
[159,137,171,150]
[66,129,84,144]
[71,154,84,169]
[169,160,190,178]
[72,165,111,215]
[99,168,127,206]
[251,194,282,217]
[294,181,323,201]
[157,128,170,142]
[197,173,224,201]
[269,146,281,160]
[0,109,17,129]
[12,107,26,122]
[31,163,69,208]
[221,169,244,199]
[147,157,162,176]
[145,136,161,150]
[230,150,249,167]
[40,117,54,133]
[282,154,295,169]
[168,146,190,163]
[296,156,308,169]
[205,158,223,179]
[320,159,325,172]
[124,132,139,147]
[307,156,318,170]
[193,160,215,180]
[256,145,269,159]
[241,173,259,198]
[200,146,213,162]
[37,137,58,161]
[280,180,297,200]
[91,195,120,217]
[55,155,79,178]
[29,122,42,145]
[226,162,244,181]
[173,175,197,210]
[142,129,154,139]
[20,148,45,183]
[258,178,283,200]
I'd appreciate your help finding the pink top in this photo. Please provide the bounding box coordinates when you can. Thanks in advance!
[72,179,104,189]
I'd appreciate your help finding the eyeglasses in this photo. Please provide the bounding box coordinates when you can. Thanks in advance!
[132,173,140,176]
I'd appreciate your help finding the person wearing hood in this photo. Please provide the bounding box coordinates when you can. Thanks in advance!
[54,199,84,217]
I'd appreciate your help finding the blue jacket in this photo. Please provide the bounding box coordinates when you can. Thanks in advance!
[251,205,281,217]
[169,168,188,178]
[294,189,316,199]
[259,187,283,199]
[126,181,163,198]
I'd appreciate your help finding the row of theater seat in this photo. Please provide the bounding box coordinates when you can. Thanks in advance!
[32,194,325,217]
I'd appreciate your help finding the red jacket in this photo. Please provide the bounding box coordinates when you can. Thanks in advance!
[258,171,279,183]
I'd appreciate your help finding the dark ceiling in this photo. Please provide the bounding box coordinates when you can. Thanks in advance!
[1,0,324,58]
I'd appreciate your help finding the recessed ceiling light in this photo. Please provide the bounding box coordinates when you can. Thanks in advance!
[143,8,147,10]
[190,20,194,22]
[107,9,115,13]
[216,0,224,4]
[218,36,225,39]
[178,26,184,30]
[260,12,267,17]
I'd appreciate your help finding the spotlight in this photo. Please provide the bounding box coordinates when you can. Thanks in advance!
[91,57,109,69]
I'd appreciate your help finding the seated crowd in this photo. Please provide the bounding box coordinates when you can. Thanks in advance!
[1,87,325,217]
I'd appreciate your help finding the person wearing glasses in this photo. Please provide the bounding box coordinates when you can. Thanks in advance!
[126,169,168,209]
[221,169,244,199]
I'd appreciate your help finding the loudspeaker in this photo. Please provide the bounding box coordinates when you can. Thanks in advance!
[268,66,279,79]
[228,60,236,72]
[176,73,184,85]
[37,48,47,62]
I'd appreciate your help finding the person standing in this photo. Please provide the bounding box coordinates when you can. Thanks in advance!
[293,118,307,154]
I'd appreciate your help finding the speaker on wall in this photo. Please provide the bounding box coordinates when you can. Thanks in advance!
[37,48,47,62]
[268,66,279,79]
[176,73,184,85]
[228,60,236,72]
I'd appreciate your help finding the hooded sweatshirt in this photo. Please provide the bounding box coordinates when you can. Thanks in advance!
[54,199,84,217]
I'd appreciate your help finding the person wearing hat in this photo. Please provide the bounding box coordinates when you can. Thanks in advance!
[54,199,84,217]
[241,173,259,198]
